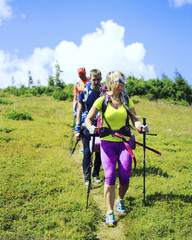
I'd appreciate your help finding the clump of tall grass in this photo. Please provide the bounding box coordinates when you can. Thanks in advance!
[5,109,33,120]
[0,98,13,105]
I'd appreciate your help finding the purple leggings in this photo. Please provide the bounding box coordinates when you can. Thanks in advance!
[100,140,132,186]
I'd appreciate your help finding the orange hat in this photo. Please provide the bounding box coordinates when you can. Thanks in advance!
[77,67,86,76]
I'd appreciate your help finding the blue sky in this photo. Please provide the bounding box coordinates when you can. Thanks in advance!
[0,0,192,88]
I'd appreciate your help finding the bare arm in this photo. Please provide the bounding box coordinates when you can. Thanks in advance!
[72,83,78,116]
[85,106,99,133]
[75,102,82,140]
[130,107,149,132]
[73,95,78,116]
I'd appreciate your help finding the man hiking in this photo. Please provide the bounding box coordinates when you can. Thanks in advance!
[73,67,90,116]
[75,69,102,186]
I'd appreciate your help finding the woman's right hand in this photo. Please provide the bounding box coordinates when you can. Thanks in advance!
[89,125,98,134]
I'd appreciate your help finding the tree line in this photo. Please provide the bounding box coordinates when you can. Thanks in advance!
[2,64,74,101]
[1,68,192,106]
[125,72,192,106]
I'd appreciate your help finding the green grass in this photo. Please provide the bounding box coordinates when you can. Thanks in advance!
[0,96,99,239]
[123,96,192,240]
[0,95,191,239]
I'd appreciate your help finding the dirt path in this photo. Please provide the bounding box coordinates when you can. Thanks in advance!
[72,148,127,240]
[91,188,127,240]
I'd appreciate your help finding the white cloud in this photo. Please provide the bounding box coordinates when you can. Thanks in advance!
[0,0,12,25]
[0,48,55,88]
[169,0,192,7]
[0,20,156,89]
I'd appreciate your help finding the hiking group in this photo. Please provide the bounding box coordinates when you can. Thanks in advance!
[73,68,149,227]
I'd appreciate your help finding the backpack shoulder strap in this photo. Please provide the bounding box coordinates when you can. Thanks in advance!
[101,93,113,131]
[122,92,131,127]
[102,93,110,114]
[82,85,92,112]
[123,92,129,107]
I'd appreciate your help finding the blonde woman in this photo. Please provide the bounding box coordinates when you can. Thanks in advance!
[85,71,149,226]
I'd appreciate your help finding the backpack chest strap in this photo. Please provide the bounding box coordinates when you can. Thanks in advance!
[98,126,131,138]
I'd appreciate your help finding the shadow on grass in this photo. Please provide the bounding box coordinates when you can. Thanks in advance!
[124,196,137,213]
[0,128,16,133]
[91,183,103,190]
[132,166,169,178]
[145,192,192,206]
[0,136,14,142]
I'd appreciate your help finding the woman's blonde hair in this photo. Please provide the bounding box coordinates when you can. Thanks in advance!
[105,71,125,95]
[105,71,138,119]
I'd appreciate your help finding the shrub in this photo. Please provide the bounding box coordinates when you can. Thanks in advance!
[0,98,13,105]
[53,89,69,101]
[0,90,7,98]
[45,86,55,96]
[126,72,192,105]
[3,86,28,96]
[145,93,156,101]
[5,110,33,120]
[63,84,73,101]
[132,98,140,104]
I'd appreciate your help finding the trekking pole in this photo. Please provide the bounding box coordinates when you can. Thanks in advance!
[86,119,96,209]
[142,117,146,204]
[71,129,83,155]
[71,139,81,155]
[69,116,76,152]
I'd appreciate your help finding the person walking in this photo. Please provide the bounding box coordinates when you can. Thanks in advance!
[85,71,149,226]
[75,69,102,185]
[73,67,90,116]
[73,67,90,154]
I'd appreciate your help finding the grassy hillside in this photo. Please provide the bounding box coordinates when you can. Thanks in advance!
[0,94,191,239]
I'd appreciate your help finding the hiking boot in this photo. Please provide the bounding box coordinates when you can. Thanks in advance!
[92,176,101,183]
[106,210,116,227]
[115,199,126,214]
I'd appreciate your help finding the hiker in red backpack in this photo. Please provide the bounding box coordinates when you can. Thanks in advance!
[73,67,90,116]
[85,71,149,227]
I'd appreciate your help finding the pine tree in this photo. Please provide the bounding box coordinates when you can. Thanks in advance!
[28,71,33,88]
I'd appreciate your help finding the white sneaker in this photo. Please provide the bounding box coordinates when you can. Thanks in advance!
[92,176,101,183]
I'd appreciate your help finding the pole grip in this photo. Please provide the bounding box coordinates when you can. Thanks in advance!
[143,117,146,126]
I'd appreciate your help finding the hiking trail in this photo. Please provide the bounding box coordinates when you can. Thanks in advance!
[72,146,127,240]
